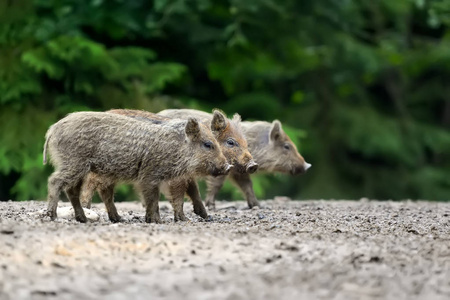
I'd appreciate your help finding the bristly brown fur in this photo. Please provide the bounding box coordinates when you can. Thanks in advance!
[159,109,251,170]
[81,108,254,222]
[44,111,229,223]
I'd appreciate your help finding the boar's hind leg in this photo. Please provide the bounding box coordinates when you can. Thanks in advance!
[47,171,64,220]
[142,184,162,224]
[65,180,87,223]
[98,184,121,223]
[205,175,227,210]
[186,179,208,219]
[230,173,260,209]
[47,169,85,221]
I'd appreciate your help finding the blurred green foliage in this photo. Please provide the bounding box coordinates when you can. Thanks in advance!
[0,0,449,201]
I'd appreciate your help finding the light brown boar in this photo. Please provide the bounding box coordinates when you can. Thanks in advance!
[158,109,311,209]
[81,108,256,221]
[43,111,231,223]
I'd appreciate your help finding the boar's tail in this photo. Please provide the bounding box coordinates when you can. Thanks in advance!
[43,127,52,165]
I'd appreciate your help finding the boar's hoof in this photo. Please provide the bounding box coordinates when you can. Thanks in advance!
[193,205,208,219]
[108,214,122,223]
[46,210,57,221]
[247,199,261,209]
[81,202,91,209]
[75,213,88,223]
[145,213,162,224]
[205,200,216,211]
[174,212,188,222]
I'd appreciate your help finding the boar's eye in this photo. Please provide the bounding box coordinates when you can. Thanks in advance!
[283,143,291,150]
[203,141,214,150]
[226,139,238,148]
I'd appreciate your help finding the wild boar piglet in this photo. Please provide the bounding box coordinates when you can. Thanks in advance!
[43,111,231,223]
[205,119,311,209]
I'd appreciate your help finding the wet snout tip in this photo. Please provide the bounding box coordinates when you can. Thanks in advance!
[304,162,312,171]
[225,164,234,173]
[246,162,258,174]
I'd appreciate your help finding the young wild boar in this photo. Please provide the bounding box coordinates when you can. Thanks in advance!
[81,109,256,222]
[43,111,231,223]
[159,109,311,210]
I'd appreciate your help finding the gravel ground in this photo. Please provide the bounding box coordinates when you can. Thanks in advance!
[0,199,449,300]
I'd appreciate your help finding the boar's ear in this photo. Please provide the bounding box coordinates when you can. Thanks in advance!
[185,118,201,141]
[211,109,227,133]
[270,120,282,142]
[232,113,241,123]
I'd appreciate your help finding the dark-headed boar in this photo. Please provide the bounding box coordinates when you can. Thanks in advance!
[43,111,231,223]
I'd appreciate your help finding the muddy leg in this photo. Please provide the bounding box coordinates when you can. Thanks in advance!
[186,179,208,219]
[142,184,162,224]
[205,175,227,210]
[230,172,260,208]
[65,180,87,223]
[98,184,121,223]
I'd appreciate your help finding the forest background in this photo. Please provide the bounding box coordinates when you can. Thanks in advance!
[1,0,449,202]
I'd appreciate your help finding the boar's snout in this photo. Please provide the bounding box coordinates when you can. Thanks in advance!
[305,162,312,170]
[291,162,312,175]
[211,163,233,177]
[246,161,258,174]
[225,163,233,174]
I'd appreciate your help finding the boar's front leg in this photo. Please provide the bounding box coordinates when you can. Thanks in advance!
[64,180,87,223]
[230,172,260,209]
[141,184,162,223]
[98,184,121,223]
[205,175,227,210]
[167,179,189,222]
[186,179,208,219]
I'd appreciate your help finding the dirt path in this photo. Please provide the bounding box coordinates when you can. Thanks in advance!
[0,199,449,300]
